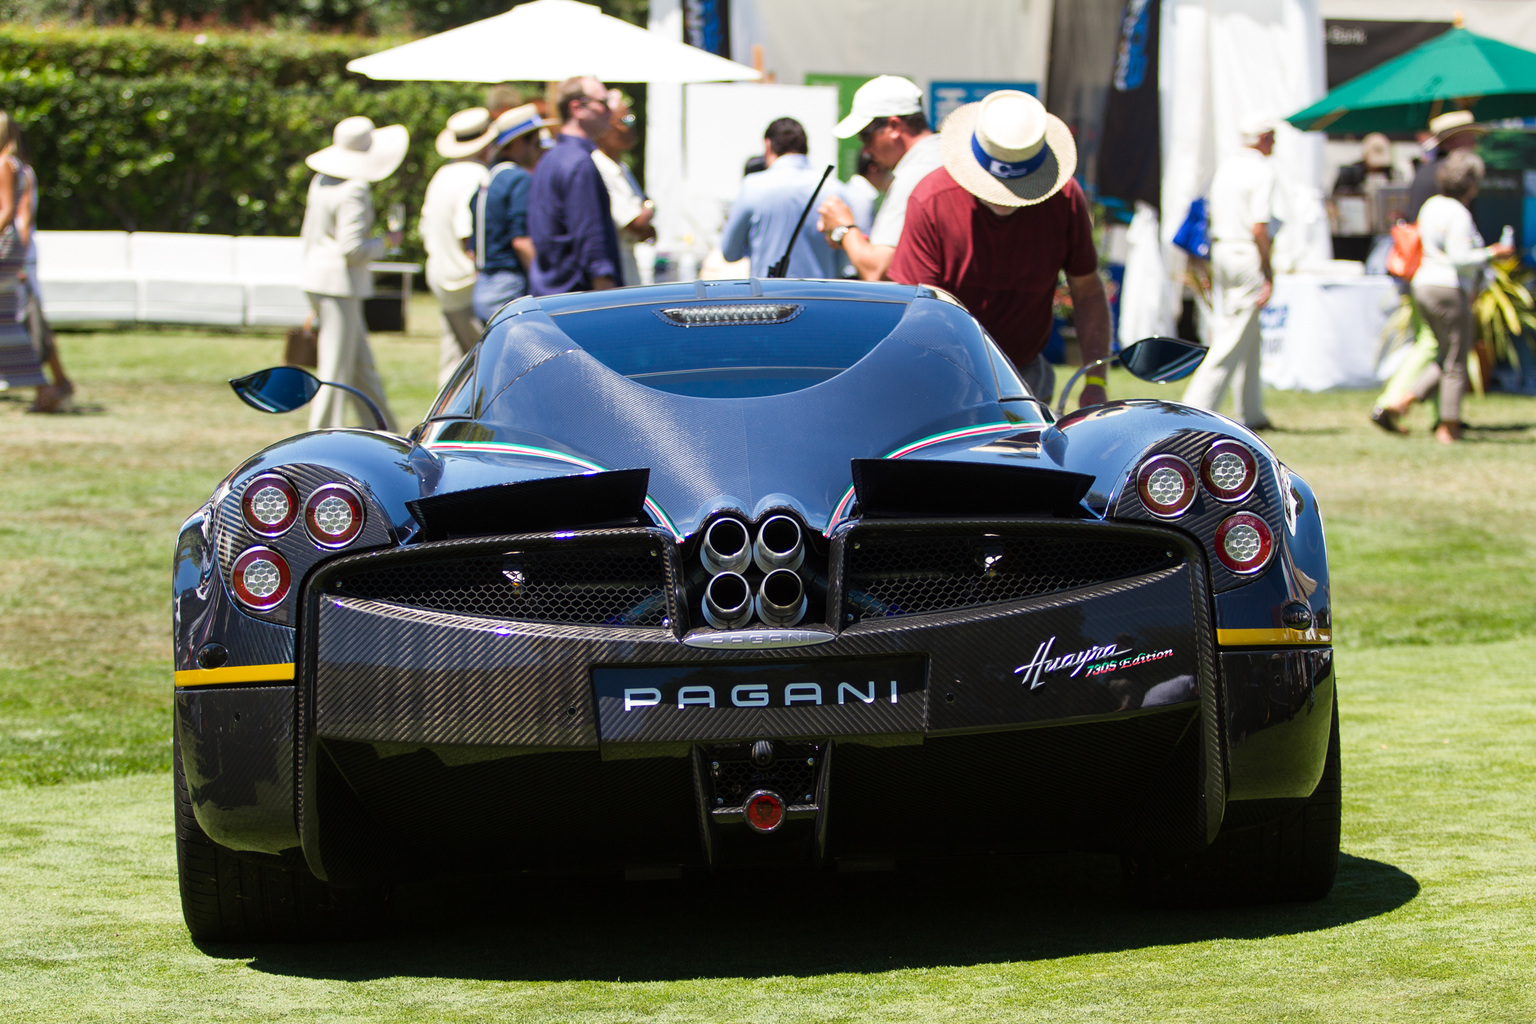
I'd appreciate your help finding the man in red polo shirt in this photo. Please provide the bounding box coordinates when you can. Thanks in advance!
[889,90,1110,409]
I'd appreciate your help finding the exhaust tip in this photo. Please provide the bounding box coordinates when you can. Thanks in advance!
[702,571,753,630]
[700,517,751,575]
[753,514,804,572]
[754,567,807,628]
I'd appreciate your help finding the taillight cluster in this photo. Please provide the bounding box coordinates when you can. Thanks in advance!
[1134,440,1272,575]
[230,474,366,612]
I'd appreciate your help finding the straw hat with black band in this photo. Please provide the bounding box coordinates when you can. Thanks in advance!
[1428,110,1487,150]
[939,90,1077,208]
[306,116,408,182]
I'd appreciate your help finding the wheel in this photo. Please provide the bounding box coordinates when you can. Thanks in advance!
[174,735,387,942]
[1121,695,1340,908]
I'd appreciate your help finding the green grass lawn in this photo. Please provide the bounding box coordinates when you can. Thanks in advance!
[2,309,1535,1021]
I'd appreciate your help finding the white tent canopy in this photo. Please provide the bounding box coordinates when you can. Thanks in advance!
[346,0,762,84]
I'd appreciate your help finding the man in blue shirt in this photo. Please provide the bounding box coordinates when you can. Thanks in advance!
[529,76,623,295]
[470,103,553,322]
[721,118,840,280]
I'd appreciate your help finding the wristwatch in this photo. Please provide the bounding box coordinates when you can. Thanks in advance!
[829,224,853,246]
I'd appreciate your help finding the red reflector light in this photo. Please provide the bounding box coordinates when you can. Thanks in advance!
[1136,455,1196,518]
[230,546,292,611]
[1214,512,1274,574]
[1201,440,1258,501]
[744,790,786,833]
[241,473,298,537]
[304,483,365,548]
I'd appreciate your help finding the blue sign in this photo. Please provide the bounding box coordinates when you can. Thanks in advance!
[929,82,1038,127]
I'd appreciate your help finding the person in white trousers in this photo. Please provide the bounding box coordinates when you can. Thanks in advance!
[300,116,407,432]
[422,107,498,387]
[1182,115,1277,429]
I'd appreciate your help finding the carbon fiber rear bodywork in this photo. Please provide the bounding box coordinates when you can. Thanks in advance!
[174,279,1336,897]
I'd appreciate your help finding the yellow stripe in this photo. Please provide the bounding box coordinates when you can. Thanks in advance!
[1217,627,1331,646]
[174,662,296,687]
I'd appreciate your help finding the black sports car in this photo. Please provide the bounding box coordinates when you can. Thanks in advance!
[173,279,1337,941]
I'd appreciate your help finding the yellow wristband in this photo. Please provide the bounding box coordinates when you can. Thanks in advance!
[1083,375,1107,387]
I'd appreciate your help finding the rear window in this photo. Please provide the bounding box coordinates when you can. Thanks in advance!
[548,299,907,398]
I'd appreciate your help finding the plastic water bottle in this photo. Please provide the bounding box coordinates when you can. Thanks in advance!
[1500,225,1514,249]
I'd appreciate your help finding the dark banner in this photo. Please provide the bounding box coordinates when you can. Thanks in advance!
[682,0,731,56]
[1325,20,1449,90]
[1097,0,1161,210]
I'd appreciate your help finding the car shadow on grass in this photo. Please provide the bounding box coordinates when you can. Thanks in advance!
[233,850,1417,981]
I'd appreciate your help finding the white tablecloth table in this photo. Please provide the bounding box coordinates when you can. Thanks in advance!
[1259,273,1401,391]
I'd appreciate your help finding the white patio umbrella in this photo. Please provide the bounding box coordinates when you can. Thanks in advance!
[346,0,762,84]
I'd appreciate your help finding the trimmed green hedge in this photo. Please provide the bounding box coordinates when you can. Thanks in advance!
[0,23,387,84]
[0,26,536,257]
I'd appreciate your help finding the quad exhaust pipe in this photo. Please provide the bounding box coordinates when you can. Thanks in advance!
[697,514,808,629]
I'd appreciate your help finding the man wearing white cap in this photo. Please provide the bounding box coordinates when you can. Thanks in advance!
[421,107,496,387]
[888,90,1109,408]
[1181,115,1277,429]
[300,115,407,432]
[816,75,944,282]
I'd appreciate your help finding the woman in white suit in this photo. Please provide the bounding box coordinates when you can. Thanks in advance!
[301,116,408,431]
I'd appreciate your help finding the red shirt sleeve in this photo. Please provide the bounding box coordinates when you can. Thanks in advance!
[888,188,943,287]
[1062,180,1098,278]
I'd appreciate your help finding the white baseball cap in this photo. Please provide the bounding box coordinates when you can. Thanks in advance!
[1239,112,1278,146]
[835,75,924,139]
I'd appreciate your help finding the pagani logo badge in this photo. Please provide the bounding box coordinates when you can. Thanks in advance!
[1014,636,1126,690]
[623,681,901,711]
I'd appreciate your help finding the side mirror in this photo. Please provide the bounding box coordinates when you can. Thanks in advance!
[229,366,391,431]
[229,366,322,414]
[1119,336,1206,383]
[1055,336,1207,415]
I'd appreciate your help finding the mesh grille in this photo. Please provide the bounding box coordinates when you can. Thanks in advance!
[706,743,821,807]
[845,529,1178,621]
[329,539,669,627]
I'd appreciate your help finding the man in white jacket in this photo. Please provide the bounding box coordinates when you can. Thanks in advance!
[300,116,407,431]
[1182,114,1278,429]
[422,108,496,387]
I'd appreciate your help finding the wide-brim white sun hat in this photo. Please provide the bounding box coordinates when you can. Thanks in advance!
[307,116,409,182]
[436,107,497,159]
[939,90,1076,208]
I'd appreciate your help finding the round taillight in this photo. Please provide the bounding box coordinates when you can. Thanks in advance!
[1215,512,1274,574]
[304,483,365,548]
[241,473,298,537]
[1201,440,1258,501]
[230,546,291,611]
[743,790,786,834]
[1136,455,1197,518]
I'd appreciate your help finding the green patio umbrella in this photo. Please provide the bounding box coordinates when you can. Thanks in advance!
[1287,27,1536,134]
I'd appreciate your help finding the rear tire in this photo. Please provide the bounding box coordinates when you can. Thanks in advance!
[1122,695,1340,908]
[174,736,386,942]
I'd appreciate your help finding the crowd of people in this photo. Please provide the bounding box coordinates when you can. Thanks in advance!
[3,79,1524,443]
[301,77,661,428]
[299,73,1112,427]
